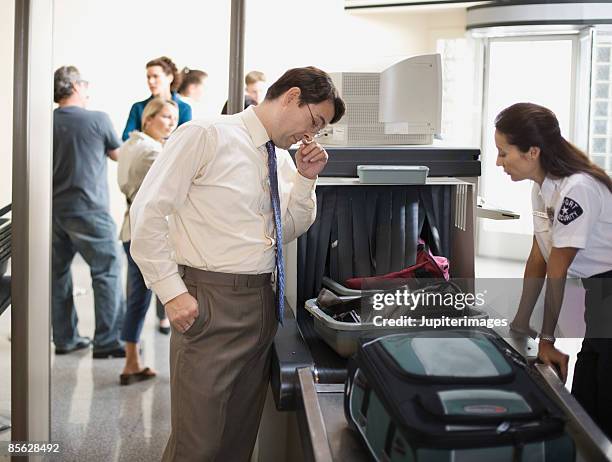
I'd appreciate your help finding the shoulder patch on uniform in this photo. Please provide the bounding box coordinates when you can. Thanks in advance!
[557,196,583,225]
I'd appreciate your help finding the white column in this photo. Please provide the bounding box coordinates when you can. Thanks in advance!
[11,0,53,448]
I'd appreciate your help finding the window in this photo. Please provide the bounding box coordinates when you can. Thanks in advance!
[436,38,482,147]
[478,35,579,260]
[590,29,612,174]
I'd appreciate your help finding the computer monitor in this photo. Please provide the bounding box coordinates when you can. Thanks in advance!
[320,54,442,146]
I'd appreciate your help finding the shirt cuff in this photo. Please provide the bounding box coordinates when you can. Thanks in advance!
[151,272,188,305]
[293,171,317,199]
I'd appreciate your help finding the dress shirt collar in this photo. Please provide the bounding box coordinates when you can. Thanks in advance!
[240,105,270,148]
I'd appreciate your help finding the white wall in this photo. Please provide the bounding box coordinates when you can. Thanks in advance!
[52,0,467,226]
[0,0,14,209]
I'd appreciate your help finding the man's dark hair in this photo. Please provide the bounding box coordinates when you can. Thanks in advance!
[54,65,81,103]
[265,66,345,124]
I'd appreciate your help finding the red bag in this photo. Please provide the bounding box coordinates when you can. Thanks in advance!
[344,240,449,290]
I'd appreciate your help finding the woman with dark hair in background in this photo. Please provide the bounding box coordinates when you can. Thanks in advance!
[177,67,208,108]
[495,102,612,438]
[122,56,192,141]
[118,98,179,384]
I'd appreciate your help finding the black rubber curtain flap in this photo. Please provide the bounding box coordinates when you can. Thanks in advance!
[297,185,452,317]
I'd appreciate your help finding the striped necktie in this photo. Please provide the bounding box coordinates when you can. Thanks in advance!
[265,141,285,324]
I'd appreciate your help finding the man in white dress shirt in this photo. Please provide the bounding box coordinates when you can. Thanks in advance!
[129,66,345,462]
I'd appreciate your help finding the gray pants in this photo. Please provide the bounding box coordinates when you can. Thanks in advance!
[162,268,277,462]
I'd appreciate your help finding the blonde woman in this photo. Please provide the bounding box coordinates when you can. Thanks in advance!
[118,98,178,385]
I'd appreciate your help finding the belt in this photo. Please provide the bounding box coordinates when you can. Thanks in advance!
[181,266,271,288]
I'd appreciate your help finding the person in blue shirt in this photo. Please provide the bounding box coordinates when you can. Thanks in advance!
[52,66,126,358]
[123,56,191,334]
[122,56,191,141]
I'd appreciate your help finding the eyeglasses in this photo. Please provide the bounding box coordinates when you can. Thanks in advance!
[305,103,325,135]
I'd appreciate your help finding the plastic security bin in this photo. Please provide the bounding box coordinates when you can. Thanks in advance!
[304,297,488,358]
[357,165,429,184]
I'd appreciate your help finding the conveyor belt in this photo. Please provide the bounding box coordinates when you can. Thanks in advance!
[298,316,347,384]
[273,307,612,459]
[271,308,353,411]
[294,344,612,462]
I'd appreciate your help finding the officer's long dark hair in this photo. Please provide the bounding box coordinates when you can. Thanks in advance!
[496,102,612,193]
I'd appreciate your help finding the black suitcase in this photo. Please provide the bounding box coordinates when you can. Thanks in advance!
[344,328,575,461]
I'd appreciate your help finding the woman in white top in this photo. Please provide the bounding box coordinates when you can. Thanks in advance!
[118,98,178,385]
[495,102,612,438]
[177,67,207,119]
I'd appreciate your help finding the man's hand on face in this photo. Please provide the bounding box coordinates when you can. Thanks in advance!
[165,292,199,333]
[296,141,328,180]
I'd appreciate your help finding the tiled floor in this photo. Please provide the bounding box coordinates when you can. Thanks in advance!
[0,255,585,461]
[0,255,171,461]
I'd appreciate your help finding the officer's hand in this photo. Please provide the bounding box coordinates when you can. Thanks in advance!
[538,340,569,383]
[296,141,328,180]
[165,292,199,333]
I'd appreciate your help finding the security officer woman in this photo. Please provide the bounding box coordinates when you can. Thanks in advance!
[495,102,612,439]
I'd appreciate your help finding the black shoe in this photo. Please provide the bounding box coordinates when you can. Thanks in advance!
[92,346,126,359]
[55,337,92,355]
[158,325,171,335]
